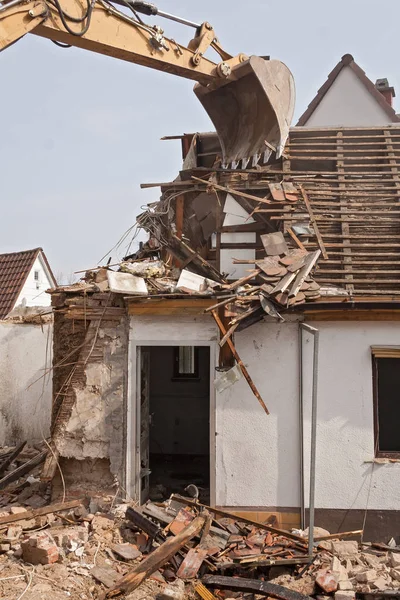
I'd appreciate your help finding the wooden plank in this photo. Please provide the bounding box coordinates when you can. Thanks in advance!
[286,227,306,251]
[127,298,215,315]
[0,499,83,526]
[103,516,206,598]
[305,310,400,321]
[314,529,363,541]
[0,441,26,477]
[211,310,269,415]
[317,269,400,275]
[0,451,47,490]
[202,575,313,600]
[191,176,272,205]
[222,269,261,291]
[313,278,400,284]
[299,185,328,260]
[194,583,218,600]
[174,195,185,268]
[171,495,306,543]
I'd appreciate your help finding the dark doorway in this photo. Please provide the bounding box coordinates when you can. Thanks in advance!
[143,345,210,503]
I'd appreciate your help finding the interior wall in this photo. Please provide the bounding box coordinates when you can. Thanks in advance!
[149,346,210,455]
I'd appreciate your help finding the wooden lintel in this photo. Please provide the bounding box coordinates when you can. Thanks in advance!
[127,298,215,316]
[304,309,400,321]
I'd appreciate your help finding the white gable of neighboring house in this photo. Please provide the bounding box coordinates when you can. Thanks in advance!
[14,252,54,310]
[305,66,393,127]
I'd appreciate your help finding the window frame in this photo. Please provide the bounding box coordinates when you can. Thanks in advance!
[372,347,400,459]
[172,346,200,381]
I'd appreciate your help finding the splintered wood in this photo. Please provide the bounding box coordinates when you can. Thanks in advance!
[211,309,269,415]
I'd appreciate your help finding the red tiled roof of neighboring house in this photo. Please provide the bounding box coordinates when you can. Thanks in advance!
[0,248,56,319]
[297,54,400,126]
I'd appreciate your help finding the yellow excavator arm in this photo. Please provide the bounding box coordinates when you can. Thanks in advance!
[0,0,295,166]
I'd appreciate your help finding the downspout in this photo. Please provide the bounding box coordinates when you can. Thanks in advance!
[298,324,305,529]
[299,322,320,559]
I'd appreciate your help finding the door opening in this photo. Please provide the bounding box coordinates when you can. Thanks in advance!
[138,345,211,504]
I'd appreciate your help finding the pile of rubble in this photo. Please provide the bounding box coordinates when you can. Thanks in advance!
[67,231,322,332]
[1,478,400,600]
[0,443,49,509]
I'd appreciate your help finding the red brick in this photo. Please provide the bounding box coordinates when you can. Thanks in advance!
[316,569,339,593]
[21,533,59,565]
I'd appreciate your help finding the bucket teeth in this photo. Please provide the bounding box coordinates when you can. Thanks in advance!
[263,148,273,164]
[194,57,295,167]
[252,153,261,168]
[231,159,240,170]
[241,157,250,169]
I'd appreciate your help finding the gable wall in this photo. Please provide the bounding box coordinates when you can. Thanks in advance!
[14,254,53,310]
[304,67,393,126]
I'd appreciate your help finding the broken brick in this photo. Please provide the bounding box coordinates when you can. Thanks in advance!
[316,569,339,593]
[21,532,59,565]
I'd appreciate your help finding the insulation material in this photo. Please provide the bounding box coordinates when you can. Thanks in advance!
[107,271,148,295]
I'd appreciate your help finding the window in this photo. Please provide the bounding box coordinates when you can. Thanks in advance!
[372,347,400,458]
[34,270,40,281]
[173,347,199,379]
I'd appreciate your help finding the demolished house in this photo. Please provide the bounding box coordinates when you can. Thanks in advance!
[39,124,400,545]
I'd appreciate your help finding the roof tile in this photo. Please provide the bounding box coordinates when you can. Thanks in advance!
[0,248,41,319]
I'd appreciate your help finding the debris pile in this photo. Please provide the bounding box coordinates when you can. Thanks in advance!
[0,442,49,507]
[76,230,322,329]
[1,482,400,600]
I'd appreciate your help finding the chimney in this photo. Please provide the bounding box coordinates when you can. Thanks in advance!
[375,78,395,107]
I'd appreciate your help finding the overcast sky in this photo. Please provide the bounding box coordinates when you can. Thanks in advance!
[1,0,399,281]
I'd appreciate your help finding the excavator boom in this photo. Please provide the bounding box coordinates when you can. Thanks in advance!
[0,0,295,166]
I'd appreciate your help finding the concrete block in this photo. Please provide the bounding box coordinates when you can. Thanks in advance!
[356,570,377,583]
[157,587,185,600]
[390,553,400,568]
[331,557,342,572]
[371,577,390,590]
[331,541,359,559]
[21,532,59,565]
[334,592,355,600]
[391,568,400,581]
[316,569,339,593]
[10,507,28,515]
[157,580,185,600]
[0,544,11,553]
[362,553,381,569]
[338,580,353,591]
[5,525,22,541]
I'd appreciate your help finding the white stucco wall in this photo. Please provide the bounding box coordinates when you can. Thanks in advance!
[304,67,393,127]
[221,319,400,511]
[301,321,400,512]
[14,254,54,310]
[129,315,400,512]
[0,322,52,445]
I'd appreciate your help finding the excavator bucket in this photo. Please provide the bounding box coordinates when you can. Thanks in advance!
[194,56,295,167]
